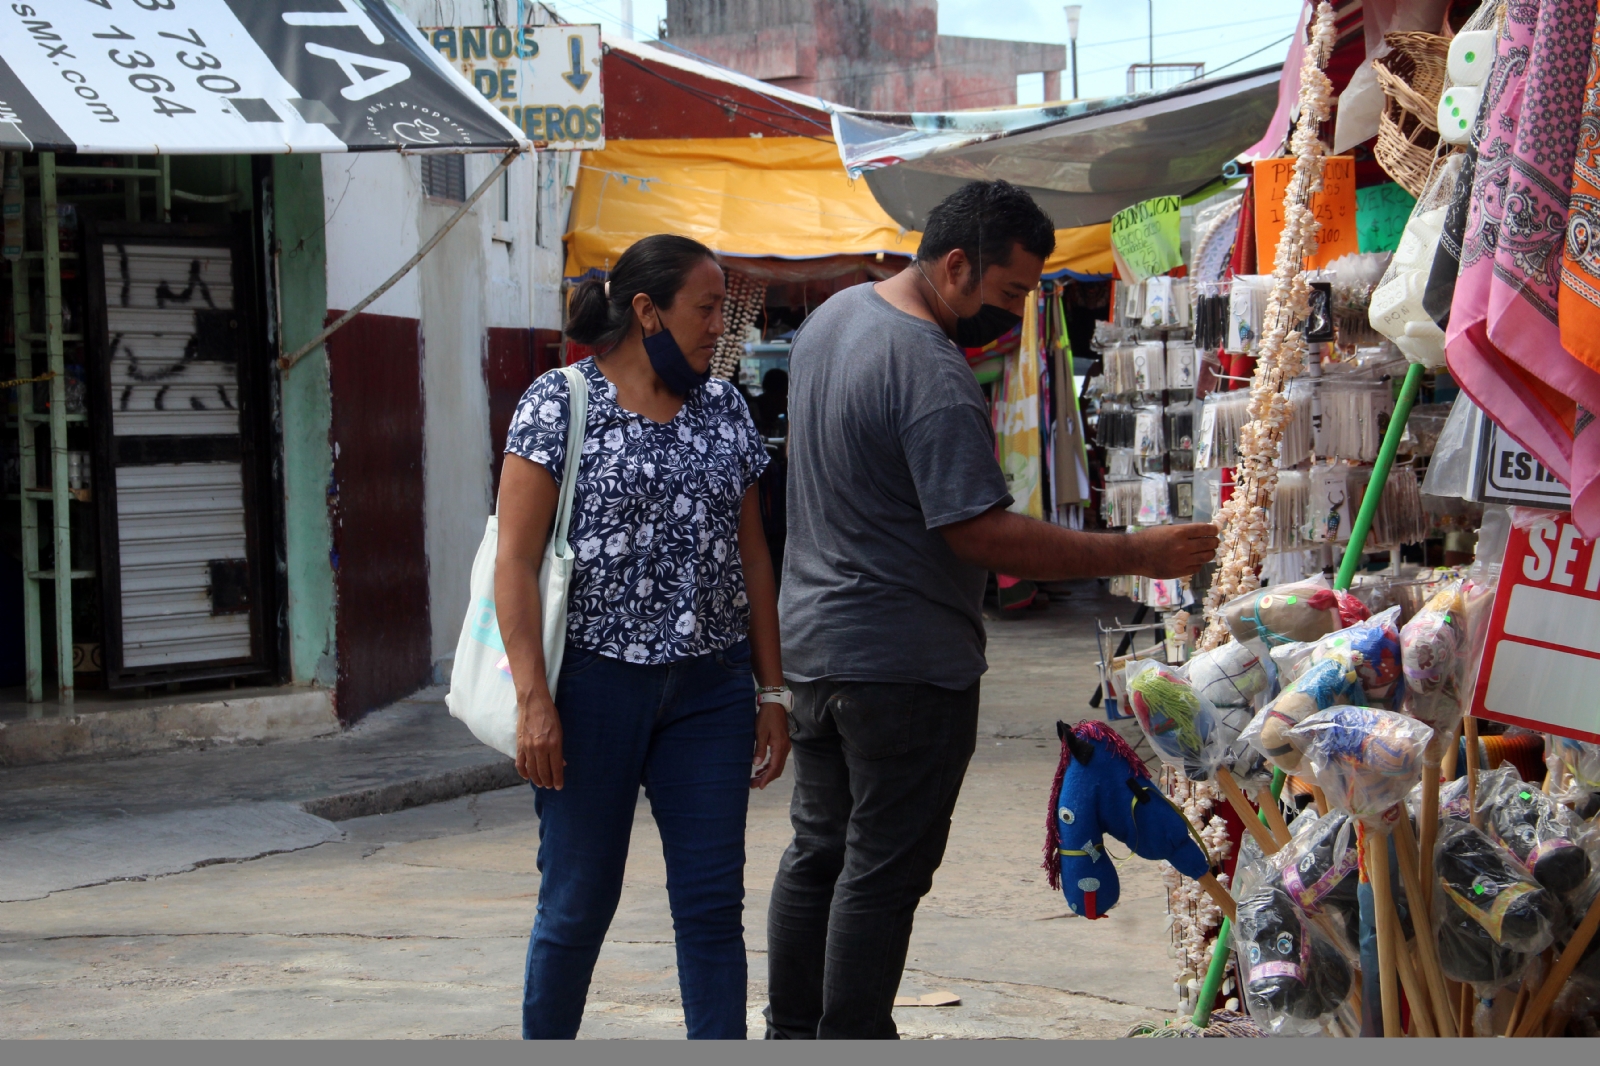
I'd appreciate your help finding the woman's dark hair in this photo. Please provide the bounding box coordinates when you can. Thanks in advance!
[916,180,1056,277]
[566,234,720,349]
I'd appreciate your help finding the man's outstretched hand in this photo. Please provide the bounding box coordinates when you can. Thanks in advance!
[1128,523,1221,579]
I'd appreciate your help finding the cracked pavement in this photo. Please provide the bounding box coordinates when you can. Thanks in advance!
[0,581,1181,1039]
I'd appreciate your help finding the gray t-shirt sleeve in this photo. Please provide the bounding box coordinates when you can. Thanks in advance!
[901,402,1013,529]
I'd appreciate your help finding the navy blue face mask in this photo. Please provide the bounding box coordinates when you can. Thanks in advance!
[643,326,711,396]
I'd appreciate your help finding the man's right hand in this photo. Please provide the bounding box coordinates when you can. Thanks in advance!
[516,695,566,789]
[1129,523,1220,579]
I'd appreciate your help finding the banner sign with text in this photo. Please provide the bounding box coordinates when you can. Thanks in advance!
[1471,511,1600,743]
[1109,195,1181,283]
[0,0,524,154]
[424,25,602,148]
[1254,156,1359,269]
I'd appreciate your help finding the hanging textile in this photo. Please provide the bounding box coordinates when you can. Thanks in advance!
[1051,293,1090,508]
[1561,1,1600,372]
[998,298,1045,519]
[1446,0,1600,535]
[1037,295,1056,521]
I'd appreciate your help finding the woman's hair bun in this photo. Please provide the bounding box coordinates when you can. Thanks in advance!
[564,277,613,346]
[563,234,719,352]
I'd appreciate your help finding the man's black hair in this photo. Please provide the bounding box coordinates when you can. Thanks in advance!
[915,180,1056,279]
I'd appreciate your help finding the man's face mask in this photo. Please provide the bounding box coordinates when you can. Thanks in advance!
[919,258,1021,348]
[953,303,1022,348]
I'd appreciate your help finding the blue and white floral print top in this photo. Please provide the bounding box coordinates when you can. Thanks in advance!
[505,358,770,664]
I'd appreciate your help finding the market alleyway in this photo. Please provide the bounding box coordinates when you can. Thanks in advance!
[0,581,1178,1039]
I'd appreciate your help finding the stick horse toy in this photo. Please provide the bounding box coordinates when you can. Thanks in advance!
[1045,720,1235,921]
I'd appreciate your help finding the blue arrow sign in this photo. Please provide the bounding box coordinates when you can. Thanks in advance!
[563,35,591,92]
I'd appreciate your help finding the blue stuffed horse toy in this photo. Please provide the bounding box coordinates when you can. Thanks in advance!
[1044,720,1214,919]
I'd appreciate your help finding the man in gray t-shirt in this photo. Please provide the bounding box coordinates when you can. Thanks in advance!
[778,281,1007,691]
[765,180,1219,1040]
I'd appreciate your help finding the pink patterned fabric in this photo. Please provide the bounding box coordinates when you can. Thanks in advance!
[1447,0,1600,536]
[1486,0,1594,386]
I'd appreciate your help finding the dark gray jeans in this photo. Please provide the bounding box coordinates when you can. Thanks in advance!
[763,677,981,1039]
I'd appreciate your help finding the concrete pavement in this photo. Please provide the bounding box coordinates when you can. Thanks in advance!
[0,581,1184,1039]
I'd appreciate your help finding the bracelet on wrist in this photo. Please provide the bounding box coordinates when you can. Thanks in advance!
[757,685,793,712]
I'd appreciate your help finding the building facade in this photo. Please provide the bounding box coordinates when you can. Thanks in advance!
[663,0,1065,111]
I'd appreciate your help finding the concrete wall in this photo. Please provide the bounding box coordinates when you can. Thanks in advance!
[319,146,571,688]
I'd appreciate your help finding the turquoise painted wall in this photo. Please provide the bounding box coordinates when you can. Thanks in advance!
[272,156,337,687]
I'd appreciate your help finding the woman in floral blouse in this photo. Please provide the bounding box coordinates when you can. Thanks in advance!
[497,234,789,1040]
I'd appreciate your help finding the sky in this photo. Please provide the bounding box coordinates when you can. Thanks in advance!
[546,0,1302,105]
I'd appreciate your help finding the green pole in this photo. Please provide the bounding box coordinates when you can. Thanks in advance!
[1335,362,1425,591]
[41,152,73,704]
[1191,767,1287,1027]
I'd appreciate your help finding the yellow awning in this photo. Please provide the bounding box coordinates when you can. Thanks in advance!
[564,136,1112,279]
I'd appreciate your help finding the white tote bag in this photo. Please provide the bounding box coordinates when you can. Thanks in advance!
[445,366,589,758]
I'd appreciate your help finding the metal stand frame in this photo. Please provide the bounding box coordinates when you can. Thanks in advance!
[6,150,168,704]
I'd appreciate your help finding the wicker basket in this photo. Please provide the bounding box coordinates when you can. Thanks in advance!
[1372,31,1450,196]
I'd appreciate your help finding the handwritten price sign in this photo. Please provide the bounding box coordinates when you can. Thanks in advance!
[1109,195,1182,283]
[1253,156,1359,270]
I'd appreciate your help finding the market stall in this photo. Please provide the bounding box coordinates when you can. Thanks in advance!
[1044,0,1600,1040]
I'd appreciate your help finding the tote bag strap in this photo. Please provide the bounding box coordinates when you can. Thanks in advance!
[549,365,589,556]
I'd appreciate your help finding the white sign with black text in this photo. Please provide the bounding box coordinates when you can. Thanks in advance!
[1468,405,1572,510]
[0,0,522,154]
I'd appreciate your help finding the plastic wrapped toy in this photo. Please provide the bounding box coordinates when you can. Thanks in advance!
[1187,642,1272,785]
[1433,820,1558,986]
[1549,736,1600,817]
[1188,641,1271,709]
[1475,768,1593,895]
[1400,581,1467,740]
[1274,606,1405,709]
[1285,706,1433,823]
[1222,577,1370,653]
[1233,884,1355,1034]
[1124,659,1226,780]
[1267,809,1362,947]
[1240,657,1363,773]
[1044,720,1212,919]
[1409,774,1472,824]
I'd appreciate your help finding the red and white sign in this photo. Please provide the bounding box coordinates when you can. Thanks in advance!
[1471,511,1600,742]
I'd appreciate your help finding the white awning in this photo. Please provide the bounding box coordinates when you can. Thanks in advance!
[0,1,526,154]
[836,66,1282,231]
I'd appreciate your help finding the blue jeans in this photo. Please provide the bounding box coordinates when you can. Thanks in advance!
[522,639,756,1040]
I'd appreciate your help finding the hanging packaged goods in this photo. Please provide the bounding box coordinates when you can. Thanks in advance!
[1018,0,1600,1039]
[0,1,526,153]
[423,24,603,147]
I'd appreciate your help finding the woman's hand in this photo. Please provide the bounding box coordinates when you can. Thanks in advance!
[517,692,566,789]
[751,701,791,790]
